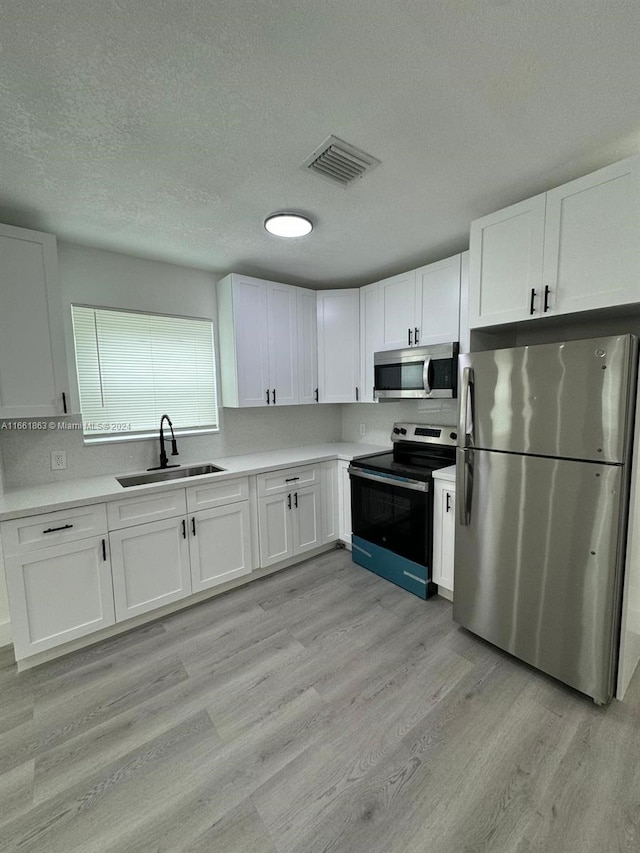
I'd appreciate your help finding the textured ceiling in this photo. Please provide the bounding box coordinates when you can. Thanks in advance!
[1,0,640,287]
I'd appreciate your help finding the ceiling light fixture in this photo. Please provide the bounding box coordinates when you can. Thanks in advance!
[264,212,313,238]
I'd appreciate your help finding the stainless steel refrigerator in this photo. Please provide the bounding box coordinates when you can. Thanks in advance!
[454,334,638,704]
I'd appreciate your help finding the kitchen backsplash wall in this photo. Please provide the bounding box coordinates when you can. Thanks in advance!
[0,405,343,489]
[341,399,457,445]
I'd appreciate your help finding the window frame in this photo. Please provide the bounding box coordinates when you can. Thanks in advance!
[70,303,220,445]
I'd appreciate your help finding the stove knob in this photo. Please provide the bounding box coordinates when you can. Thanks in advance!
[450,431,457,440]
[393,428,401,434]
[400,428,407,435]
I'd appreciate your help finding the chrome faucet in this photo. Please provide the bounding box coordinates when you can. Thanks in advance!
[148,414,180,471]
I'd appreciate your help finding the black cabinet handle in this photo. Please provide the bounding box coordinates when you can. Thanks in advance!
[182,519,186,539]
[266,389,270,404]
[101,538,107,561]
[408,328,412,346]
[43,523,73,534]
[414,327,419,344]
[285,477,299,482]
[294,492,298,508]
[287,493,292,510]
[314,387,319,403]
[543,285,551,313]
[530,289,536,315]
[355,386,359,401]
[191,517,196,536]
[62,392,68,414]
[446,493,452,513]
[272,388,276,405]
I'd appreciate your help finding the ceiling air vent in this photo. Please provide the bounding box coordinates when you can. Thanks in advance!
[303,136,380,187]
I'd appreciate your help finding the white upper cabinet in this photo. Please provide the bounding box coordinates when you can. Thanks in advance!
[469,194,546,327]
[0,223,70,418]
[296,287,318,405]
[266,281,298,407]
[317,289,360,403]
[217,273,313,408]
[415,254,461,346]
[378,270,417,349]
[543,157,640,316]
[359,283,384,403]
[469,155,640,328]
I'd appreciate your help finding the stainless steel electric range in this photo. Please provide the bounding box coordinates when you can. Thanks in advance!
[348,423,457,599]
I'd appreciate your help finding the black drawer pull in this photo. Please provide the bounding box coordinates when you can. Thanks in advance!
[182,519,186,539]
[191,517,196,536]
[287,493,292,510]
[446,493,452,513]
[102,538,107,561]
[294,492,298,508]
[314,387,319,402]
[266,389,270,404]
[530,288,536,315]
[544,285,551,313]
[285,477,299,482]
[43,524,74,534]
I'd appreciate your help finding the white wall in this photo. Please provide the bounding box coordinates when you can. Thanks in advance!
[0,243,342,489]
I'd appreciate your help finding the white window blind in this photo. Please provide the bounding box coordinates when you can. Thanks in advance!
[71,305,218,440]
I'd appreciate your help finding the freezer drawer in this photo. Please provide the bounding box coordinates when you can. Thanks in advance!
[454,448,627,704]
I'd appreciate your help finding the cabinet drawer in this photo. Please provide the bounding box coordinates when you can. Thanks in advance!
[1,503,107,556]
[107,489,187,530]
[257,465,320,497]
[187,477,249,512]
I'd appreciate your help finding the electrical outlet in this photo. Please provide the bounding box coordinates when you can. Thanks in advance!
[359,423,366,437]
[51,451,66,470]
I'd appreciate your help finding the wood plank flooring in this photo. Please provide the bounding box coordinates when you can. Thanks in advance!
[1,547,640,852]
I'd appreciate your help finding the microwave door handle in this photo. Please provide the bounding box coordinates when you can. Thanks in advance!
[458,366,474,447]
[422,357,432,395]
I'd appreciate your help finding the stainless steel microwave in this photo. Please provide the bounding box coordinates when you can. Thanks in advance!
[374,343,459,399]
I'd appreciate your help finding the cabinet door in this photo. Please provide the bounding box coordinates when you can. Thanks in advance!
[296,287,318,405]
[543,156,640,316]
[232,276,270,407]
[267,282,298,406]
[433,481,455,591]
[415,255,461,346]
[258,493,294,567]
[4,536,115,660]
[378,270,417,349]
[317,289,360,403]
[189,502,253,592]
[338,460,352,545]
[109,517,191,621]
[469,194,546,328]
[359,283,383,403]
[292,486,322,555]
[0,224,69,418]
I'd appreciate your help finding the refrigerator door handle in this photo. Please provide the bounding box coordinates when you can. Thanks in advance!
[458,366,474,447]
[456,447,472,526]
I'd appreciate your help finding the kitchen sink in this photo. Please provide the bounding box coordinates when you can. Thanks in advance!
[117,463,226,488]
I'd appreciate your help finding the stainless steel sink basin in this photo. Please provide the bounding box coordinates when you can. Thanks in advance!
[117,463,226,488]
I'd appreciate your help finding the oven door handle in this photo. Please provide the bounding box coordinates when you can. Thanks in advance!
[422,357,432,395]
[348,467,429,492]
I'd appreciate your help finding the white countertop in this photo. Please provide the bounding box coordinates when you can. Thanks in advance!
[432,464,456,483]
[0,442,388,521]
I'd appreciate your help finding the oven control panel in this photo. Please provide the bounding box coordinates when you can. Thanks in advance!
[391,423,457,446]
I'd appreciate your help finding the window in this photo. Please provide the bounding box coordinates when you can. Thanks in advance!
[71,305,218,441]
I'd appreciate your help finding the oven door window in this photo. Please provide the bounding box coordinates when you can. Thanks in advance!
[351,475,430,566]
[374,360,424,392]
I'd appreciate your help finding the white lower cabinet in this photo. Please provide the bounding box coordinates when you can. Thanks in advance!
[337,460,352,545]
[109,517,192,621]
[432,479,455,594]
[4,535,115,659]
[189,502,253,592]
[257,474,323,568]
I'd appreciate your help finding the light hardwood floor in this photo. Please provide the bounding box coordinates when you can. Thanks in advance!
[1,548,640,852]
